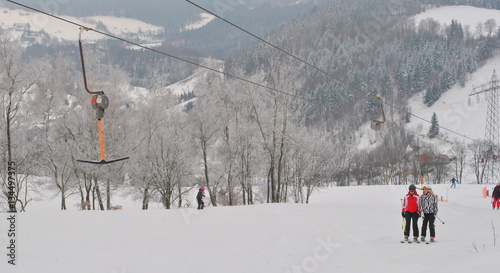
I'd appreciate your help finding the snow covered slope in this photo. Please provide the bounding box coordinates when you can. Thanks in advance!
[414,5,500,28]
[0,183,498,273]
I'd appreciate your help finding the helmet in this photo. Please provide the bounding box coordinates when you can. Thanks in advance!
[409,184,416,191]
[200,187,205,191]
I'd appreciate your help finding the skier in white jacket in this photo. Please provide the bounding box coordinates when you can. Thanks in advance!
[419,185,438,242]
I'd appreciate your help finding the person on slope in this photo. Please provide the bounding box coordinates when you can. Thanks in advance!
[492,183,500,210]
[197,187,206,210]
[419,185,438,242]
[450,177,457,188]
[402,184,420,242]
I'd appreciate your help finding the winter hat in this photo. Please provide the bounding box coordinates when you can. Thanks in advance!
[200,187,205,191]
[422,185,432,191]
[409,184,416,191]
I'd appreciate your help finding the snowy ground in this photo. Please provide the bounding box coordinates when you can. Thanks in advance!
[1,183,499,273]
[414,5,500,28]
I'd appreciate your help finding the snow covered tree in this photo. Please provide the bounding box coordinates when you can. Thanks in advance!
[428,113,439,139]
[405,107,412,123]
[0,32,40,212]
[440,67,455,92]
[129,90,191,210]
[424,84,441,106]
[468,142,489,184]
[448,19,464,42]
[451,142,467,185]
[484,18,497,38]
[36,55,80,210]
[188,96,221,207]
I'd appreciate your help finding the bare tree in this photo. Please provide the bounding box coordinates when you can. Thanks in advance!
[484,19,497,38]
[475,22,484,38]
[34,55,81,210]
[451,143,467,184]
[249,77,291,203]
[128,97,159,210]
[188,97,220,207]
[469,142,488,184]
[0,31,40,212]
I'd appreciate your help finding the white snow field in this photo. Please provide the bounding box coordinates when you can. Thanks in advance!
[0,183,499,273]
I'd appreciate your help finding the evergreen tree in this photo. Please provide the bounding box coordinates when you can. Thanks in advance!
[424,84,441,106]
[405,108,411,123]
[428,112,439,138]
[379,68,393,97]
[440,67,455,91]
[448,19,464,42]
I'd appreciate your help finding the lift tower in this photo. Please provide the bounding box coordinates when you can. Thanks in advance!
[469,70,499,183]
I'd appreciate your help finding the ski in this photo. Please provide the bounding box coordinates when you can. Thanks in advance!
[400,240,425,244]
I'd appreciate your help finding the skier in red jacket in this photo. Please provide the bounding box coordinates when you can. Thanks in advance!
[402,184,420,242]
[492,183,500,210]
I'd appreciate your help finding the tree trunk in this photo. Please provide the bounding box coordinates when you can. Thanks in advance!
[248,185,253,205]
[228,168,233,206]
[202,138,217,206]
[61,194,66,210]
[165,195,171,209]
[94,176,105,211]
[85,186,91,210]
[106,179,111,210]
[142,186,149,210]
[177,182,183,208]
[60,175,66,210]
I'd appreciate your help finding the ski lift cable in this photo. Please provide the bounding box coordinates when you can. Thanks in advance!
[5,0,305,102]
[183,0,488,146]
[6,0,489,148]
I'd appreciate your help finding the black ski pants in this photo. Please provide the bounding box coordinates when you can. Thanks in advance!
[404,212,419,238]
[421,213,435,238]
[197,198,204,210]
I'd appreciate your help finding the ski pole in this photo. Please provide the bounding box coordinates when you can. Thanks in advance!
[436,215,445,224]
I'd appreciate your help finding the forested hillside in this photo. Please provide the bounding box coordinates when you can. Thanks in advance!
[227,0,493,126]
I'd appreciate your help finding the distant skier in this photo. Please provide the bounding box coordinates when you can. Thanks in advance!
[492,184,500,210]
[419,185,438,242]
[450,177,457,188]
[197,187,206,210]
[402,184,420,242]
